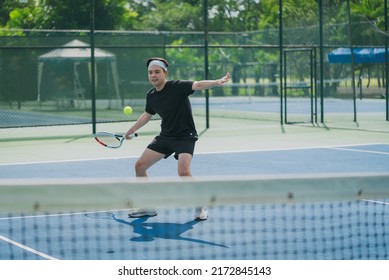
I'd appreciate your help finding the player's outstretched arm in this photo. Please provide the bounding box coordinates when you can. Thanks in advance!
[125,112,152,139]
[192,72,230,91]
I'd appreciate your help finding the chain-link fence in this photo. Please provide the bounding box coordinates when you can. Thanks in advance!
[1,0,388,139]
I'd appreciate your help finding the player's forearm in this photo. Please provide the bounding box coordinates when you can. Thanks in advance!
[193,80,221,90]
[126,112,151,136]
[192,72,230,91]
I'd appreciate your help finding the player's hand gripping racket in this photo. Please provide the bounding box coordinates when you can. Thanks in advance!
[94,132,138,149]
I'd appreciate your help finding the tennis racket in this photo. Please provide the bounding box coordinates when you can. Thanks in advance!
[94,131,138,149]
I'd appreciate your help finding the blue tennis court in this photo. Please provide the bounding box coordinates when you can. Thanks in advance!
[1,144,389,178]
[1,97,387,127]
[2,200,388,260]
[0,144,389,260]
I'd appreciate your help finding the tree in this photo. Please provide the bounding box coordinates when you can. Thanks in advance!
[129,0,203,31]
[206,0,263,32]
[0,0,25,26]
[3,0,138,31]
[349,0,385,45]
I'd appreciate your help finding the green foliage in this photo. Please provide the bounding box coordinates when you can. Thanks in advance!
[2,0,138,31]
[258,0,280,29]
[0,0,26,26]
[7,6,45,29]
[1,0,387,43]
[207,0,263,31]
[349,0,386,44]
[1,0,388,99]
[129,0,203,31]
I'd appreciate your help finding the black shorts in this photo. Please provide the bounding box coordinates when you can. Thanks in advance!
[147,135,198,160]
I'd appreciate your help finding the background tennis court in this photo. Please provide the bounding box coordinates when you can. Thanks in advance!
[2,1,389,140]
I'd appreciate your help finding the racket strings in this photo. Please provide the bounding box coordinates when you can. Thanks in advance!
[95,134,122,148]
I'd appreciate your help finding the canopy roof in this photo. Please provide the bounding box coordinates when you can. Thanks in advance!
[328,47,388,64]
[38,39,115,62]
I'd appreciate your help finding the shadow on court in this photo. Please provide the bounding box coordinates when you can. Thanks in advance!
[85,212,228,251]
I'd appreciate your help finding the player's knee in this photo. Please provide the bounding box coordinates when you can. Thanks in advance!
[177,154,192,177]
[135,160,148,175]
[178,167,191,177]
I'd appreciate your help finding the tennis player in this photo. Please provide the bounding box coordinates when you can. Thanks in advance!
[125,57,230,220]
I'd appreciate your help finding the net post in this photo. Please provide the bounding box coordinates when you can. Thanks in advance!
[283,50,287,124]
[310,48,314,124]
[346,0,357,123]
[279,0,284,125]
[203,0,210,129]
[90,0,97,134]
[318,0,324,123]
[385,0,389,121]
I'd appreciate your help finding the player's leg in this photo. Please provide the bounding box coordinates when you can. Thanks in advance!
[177,153,208,220]
[135,148,165,177]
[129,148,164,218]
[177,153,193,177]
[176,138,197,177]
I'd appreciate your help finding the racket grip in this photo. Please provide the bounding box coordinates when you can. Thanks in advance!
[127,133,138,139]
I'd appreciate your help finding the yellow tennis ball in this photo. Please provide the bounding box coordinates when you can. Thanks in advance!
[123,106,133,115]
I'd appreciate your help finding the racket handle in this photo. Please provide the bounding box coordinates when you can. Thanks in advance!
[127,133,138,139]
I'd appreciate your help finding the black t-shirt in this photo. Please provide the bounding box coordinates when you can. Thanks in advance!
[145,80,197,138]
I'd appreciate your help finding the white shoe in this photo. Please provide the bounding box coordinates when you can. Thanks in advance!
[194,207,208,220]
[128,208,157,218]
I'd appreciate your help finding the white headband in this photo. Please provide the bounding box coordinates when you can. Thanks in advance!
[148,60,167,71]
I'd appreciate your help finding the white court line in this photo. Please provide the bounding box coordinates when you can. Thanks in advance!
[361,199,389,206]
[0,235,58,260]
[0,208,131,221]
[0,209,131,260]
[196,143,388,156]
[0,143,387,167]
[327,146,389,156]
[0,156,138,167]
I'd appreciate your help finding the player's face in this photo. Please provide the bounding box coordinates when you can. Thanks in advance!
[148,66,167,90]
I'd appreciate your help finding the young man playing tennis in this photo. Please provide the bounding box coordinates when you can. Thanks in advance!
[125,57,230,220]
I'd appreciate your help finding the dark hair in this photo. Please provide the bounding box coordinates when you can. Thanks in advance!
[146,57,169,69]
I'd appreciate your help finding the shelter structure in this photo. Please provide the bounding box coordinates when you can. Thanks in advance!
[328,47,388,64]
[37,39,120,104]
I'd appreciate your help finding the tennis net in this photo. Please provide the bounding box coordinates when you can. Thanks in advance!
[0,173,388,260]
